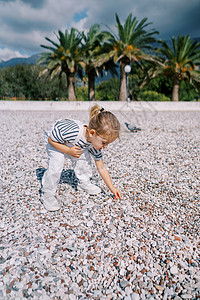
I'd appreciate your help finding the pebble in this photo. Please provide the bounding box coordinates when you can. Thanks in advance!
[155,284,165,291]
[120,279,130,288]
[170,265,179,275]
[73,219,82,226]
[0,110,199,299]
[38,247,49,255]
[131,292,140,300]
[86,220,94,227]
[15,171,24,178]
[181,294,193,299]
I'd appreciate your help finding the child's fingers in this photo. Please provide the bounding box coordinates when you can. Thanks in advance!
[114,190,121,199]
[75,146,81,151]
[116,189,121,199]
[70,146,82,158]
[74,146,82,155]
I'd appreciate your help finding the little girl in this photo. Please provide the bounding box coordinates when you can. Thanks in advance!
[41,104,121,211]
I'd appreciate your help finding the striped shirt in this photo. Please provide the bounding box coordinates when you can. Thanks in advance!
[49,119,102,161]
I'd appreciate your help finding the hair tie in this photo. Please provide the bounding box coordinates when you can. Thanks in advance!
[100,107,105,113]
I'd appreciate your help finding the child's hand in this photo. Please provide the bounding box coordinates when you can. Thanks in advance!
[111,187,121,199]
[68,146,82,158]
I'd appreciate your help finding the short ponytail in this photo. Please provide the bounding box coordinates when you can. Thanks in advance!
[89,104,102,121]
[88,104,120,141]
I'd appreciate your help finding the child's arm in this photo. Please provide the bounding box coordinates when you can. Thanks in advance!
[48,137,82,158]
[95,160,121,199]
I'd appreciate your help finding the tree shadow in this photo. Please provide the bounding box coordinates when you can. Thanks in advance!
[36,167,79,192]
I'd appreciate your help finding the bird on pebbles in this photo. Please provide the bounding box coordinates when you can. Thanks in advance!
[124,122,141,132]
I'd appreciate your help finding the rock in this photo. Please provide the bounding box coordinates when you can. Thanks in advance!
[87,220,94,227]
[120,279,130,288]
[181,294,193,299]
[155,284,165,291]
[131,292,140,300]
[170,265,179,275]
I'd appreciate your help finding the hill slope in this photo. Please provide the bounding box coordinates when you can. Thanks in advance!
[0,54,40,69]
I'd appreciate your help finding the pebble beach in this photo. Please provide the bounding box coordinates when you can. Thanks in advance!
[0,108,200,300]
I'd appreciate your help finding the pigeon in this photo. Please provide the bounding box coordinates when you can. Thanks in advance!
[125,122,141,132]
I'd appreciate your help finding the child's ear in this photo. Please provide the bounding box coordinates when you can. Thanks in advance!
[89,129,96,137]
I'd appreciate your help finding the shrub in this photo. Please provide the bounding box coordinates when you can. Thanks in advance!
[138,90,171,101]
[76,86,88,101]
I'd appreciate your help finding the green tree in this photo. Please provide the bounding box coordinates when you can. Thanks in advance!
[75,86,88,101]
[38,28,83,101]
[0,69,10,99]
[141,74,173,98]
[179,80,199,101]
[101,13,158,101]
[96,78,120,100]
[156,35,200,101]
[0,64,69,100]
[81,24,117,101]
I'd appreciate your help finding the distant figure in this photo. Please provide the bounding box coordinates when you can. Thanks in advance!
[40,104,121,211]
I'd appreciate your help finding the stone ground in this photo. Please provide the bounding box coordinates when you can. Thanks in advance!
[0,109,200,300]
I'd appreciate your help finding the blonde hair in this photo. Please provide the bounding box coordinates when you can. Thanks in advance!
[89,104,120,141]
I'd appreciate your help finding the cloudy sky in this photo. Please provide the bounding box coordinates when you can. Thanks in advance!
[0,0,200,61]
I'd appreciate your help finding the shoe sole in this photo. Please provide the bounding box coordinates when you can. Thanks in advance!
[40,198,61,212]
[43,203,61,211]
[77,186,101,195]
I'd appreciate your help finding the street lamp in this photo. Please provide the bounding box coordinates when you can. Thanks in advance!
[125,65,131,102]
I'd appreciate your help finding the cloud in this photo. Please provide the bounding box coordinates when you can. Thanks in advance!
[0,0,46,9]
[0,48,28,61]
[0,0,199,61]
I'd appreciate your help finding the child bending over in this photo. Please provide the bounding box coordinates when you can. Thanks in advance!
[41,104,121,211]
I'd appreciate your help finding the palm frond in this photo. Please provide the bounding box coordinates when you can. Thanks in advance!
[115,13,125,41]
[44,36,59,48]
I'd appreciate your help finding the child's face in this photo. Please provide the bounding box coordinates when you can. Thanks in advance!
[89,130,114,150]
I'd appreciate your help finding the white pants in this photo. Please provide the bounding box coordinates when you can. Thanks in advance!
[41,142,93,195]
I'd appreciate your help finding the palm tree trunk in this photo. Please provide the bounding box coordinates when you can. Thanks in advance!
[67,73,76,101]
[88,69,96,101]
[172,78,180,102]
[119,62,127,101]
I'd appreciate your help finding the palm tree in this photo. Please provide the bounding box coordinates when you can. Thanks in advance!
[81,24,117,101]
[156,35,200,101]
[38,28,83,101]
[101,13,158,101]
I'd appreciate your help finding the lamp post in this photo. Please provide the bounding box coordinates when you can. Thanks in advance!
[125,65,131,102]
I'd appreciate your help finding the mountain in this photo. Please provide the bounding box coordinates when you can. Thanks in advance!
[1,36,199,71]
[0,54,40,69]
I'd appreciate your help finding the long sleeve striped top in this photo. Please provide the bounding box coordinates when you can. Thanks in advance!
[49,119,102,161]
